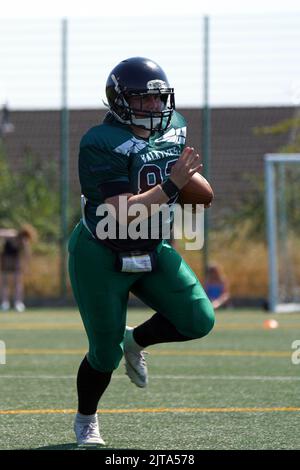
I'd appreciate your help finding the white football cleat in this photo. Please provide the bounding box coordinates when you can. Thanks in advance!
[14,302,25,313]
[1,301,10,312]
[124,327,148,388]
[74,414,105,446]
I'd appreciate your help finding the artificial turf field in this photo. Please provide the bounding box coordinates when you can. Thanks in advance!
[0,307,300,450]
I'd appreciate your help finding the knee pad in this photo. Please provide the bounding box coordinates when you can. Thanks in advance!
[182,298,215,339]
[88,342,123,373]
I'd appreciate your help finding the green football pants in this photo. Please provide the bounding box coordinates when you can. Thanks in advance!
[68,221,215,372]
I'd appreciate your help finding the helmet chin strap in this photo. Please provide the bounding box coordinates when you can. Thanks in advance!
[131,116,161,131]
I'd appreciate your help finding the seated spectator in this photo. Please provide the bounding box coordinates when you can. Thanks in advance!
[204,264,230,309]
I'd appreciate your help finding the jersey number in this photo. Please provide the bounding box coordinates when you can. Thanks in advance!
[138,160,177,193]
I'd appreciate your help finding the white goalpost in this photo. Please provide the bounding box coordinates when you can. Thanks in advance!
[265,154,300,313]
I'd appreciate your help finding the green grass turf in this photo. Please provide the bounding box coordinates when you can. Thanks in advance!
[0,307,300,450]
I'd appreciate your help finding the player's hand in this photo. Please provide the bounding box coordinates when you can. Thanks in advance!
[169,147,203,190]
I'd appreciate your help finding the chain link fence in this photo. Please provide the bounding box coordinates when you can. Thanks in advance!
[0,14,299,304]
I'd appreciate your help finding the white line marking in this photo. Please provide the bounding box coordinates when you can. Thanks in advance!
[0,374,299,381]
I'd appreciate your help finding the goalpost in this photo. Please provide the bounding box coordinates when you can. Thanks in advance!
[265,154,300,313]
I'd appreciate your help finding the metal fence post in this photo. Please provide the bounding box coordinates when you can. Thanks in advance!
[202,15,211,278]
[60,17,69,298]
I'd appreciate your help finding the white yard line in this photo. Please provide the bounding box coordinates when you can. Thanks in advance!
[0,374,299,381]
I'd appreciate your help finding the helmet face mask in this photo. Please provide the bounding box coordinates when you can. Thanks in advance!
[105,57,175,132]
[123,90,174,131]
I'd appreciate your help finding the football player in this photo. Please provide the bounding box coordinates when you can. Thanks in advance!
[68,57,215,446]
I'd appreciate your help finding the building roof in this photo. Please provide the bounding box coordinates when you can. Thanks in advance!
[1,106,295,218]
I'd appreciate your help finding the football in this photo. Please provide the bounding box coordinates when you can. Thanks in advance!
[179,172,214,206]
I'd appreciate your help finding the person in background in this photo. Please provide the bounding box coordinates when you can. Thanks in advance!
[204,264,230,310]
[0,224,37,312]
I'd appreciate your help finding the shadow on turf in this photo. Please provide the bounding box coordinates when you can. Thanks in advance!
[31,443,140,451]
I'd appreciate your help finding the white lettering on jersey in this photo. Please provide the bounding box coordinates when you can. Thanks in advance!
[154,126,186,145]
[114,137,148,156]
[140,147,181,163]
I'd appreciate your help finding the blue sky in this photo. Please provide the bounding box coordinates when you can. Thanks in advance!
[1,1,300,109]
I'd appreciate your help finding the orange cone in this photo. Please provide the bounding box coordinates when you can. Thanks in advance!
[263,319,279,329]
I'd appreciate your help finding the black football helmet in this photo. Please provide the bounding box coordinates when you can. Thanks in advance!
[105,57,175,132]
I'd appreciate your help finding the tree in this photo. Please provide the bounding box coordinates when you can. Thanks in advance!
[0,145,60,241]
[221,112,300,242]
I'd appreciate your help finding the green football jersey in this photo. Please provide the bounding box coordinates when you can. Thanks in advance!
[79,111,187,252]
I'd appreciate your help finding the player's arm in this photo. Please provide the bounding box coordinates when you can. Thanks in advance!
[0,229,18,238]
[105,147,202,221]
[212,281,230,309]
[212,291,230,309]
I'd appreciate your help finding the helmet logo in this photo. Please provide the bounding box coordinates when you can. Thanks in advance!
[111,74,121,93]
[147,80,167,90]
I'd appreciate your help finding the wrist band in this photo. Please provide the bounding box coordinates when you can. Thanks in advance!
[161,178,179,199]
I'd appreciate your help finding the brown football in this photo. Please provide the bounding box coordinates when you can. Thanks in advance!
[179,172,214,206]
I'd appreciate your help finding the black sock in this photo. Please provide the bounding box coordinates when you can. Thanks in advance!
[76,356,112,415]
[133,312,192,348]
